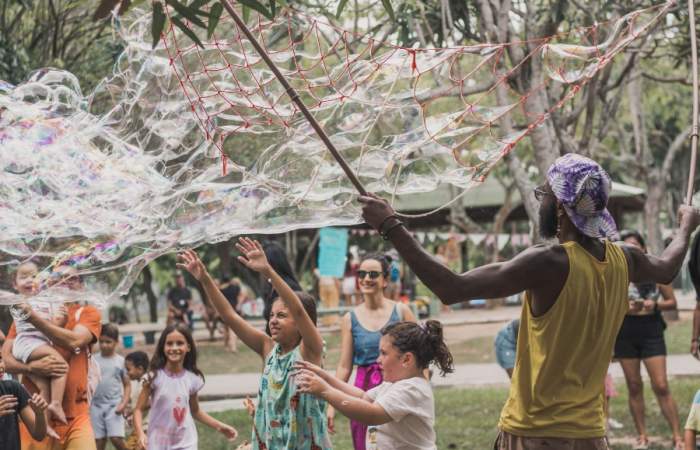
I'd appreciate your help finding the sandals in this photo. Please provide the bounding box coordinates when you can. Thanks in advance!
[633,436,648,450]
[673,436,685,450]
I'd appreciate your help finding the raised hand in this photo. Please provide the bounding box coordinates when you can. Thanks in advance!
[177,249,207,282]
[28,393,48,413]
[235,238,271,275]
[679,205,700,234]
[358,193,397,231]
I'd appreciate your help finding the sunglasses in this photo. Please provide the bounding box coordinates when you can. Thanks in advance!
[533,185,550,202]
[357,270,382,280]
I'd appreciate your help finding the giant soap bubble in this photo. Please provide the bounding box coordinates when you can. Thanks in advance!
[0,2,671,306]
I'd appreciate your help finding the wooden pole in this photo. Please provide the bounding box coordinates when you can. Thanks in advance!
[686,0,699,205]
[220,0,368,196]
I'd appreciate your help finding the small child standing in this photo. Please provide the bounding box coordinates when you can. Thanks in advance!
[11,261,69,425]
[296,320,454,450]
[133,323,238,450]
[123,351,150,450]
[90,323,131,450]
[0,350,50,450]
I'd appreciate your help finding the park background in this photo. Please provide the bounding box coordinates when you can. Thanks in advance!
[2,0,700,448]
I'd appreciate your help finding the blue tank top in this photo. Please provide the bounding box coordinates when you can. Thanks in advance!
[351,304,401,366]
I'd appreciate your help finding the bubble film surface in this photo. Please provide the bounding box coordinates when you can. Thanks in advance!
[0,2,671,306]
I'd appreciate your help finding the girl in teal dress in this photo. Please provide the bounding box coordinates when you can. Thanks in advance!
[178,238,331,450]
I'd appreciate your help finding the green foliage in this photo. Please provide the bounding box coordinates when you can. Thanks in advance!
[208,3,224,38]
[152,2,167,48]
[0,1,119,92]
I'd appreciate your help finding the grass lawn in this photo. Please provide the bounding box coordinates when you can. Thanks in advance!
[194,314,693,376]
[664,315,692,355]
[196,377,700,449]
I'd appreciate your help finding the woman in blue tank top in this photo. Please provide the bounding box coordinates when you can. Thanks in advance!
[330,253,416,450]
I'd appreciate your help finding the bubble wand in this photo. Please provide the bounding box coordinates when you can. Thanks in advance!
[686,0,699,206]
[220,0,368,196]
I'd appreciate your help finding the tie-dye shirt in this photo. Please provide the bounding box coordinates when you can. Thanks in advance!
[147,369,204,450]
[252,344,331,450]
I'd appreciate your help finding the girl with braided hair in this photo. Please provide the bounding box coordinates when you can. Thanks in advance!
[295,320,453,450]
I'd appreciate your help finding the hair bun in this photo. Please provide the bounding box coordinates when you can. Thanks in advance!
[424,320,443,340]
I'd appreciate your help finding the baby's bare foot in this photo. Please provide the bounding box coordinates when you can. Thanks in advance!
[47,425,60,440]
[48,402,67,425]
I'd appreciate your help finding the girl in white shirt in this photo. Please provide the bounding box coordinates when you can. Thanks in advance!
[295,320,453,450]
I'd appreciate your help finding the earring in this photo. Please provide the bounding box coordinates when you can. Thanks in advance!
[556,211,563,239]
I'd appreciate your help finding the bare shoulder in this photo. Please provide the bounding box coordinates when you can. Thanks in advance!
[512,243,567,267]
[397,302,415,321]
[340,312,352,329]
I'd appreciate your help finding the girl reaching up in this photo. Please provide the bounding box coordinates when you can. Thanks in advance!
[178,238,331,450]
[295,320,454,450]
[132,323,238,450]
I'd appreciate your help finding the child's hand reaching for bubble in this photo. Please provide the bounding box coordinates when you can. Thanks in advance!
[177,250,207,282]
[235,238,271,276]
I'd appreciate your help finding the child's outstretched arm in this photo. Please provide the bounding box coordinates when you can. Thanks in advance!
[295,361,365,398]
[189,394,238,441]
[178,249,274,359]
[296,367,392,426]
[133,379,151,450]
[19,393,48,441]
[237,238,324,365]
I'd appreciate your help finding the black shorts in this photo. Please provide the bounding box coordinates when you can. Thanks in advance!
[614,314,666,359]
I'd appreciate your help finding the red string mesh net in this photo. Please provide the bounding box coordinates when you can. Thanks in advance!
[159,1,671,203]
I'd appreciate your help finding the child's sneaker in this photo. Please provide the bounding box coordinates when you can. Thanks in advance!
[606,417,623,430]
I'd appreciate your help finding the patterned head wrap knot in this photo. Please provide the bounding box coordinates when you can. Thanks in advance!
[546,153,619,240]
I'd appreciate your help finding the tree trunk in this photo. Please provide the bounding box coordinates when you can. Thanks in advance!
[215,240,233,280]
[142,265,159,323]
[299,230,320,276]
[644,172,665,255]
[130,291,142,324]
[491,183,515,263]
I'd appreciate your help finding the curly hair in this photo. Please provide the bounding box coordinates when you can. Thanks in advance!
[382,320,454,376]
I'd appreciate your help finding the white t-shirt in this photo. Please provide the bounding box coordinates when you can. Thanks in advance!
[147,369,204,450]
[365,377,436,450]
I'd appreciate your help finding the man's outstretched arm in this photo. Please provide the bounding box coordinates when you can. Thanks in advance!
[359,195,563,304]
[626,205,700,285]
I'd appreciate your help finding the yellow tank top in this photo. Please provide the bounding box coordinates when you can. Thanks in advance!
[498,240,628,438]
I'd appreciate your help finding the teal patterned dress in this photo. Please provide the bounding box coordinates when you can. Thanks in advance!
[252,344,332,450]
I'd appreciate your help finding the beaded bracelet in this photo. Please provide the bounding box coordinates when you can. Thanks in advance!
[382,220,404,240]
[377,214,399,235]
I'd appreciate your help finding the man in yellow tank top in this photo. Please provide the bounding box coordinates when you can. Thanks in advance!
[359,153,700,449]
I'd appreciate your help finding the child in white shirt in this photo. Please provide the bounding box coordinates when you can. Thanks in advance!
[296,320,453,450]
